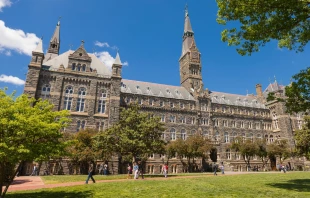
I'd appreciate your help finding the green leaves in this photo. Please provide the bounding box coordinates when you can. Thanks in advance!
[216,0,310,55]
[295,116,310,159]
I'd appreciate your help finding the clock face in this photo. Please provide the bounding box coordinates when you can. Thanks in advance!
[192,52,199,59]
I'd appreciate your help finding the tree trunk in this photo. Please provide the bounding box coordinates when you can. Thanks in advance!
[1,162,21,198]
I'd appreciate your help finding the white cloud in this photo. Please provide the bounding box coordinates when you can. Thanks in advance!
[4,50,11,56]
[94,51,129,69]
[94,41,110,48]
[0,20,40,56]
[0,74,25,85]
[0,0,11,11]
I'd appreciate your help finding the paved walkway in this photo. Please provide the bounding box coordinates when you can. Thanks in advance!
[6,171,281,192]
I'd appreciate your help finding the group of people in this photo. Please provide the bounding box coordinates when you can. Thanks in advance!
[213,162,225,176]
[127,162,169,179]
[98,162,108,175]
[277,164,290,173]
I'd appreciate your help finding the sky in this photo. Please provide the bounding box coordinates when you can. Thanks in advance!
[0,0,309,97]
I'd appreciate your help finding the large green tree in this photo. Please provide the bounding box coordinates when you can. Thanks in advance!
[294,116,310,159]
[95,104,165,163]
[0,89,70,198]
[267,139,291,164]
[231,137,258,170]
[216,0,310,55]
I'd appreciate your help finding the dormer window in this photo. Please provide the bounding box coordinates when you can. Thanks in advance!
[72,63,76,70]
[77,64,81,71]
[82,64,86,72]
[136,86,140,90]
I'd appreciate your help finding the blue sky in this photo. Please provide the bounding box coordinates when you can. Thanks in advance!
[0,0,309,97]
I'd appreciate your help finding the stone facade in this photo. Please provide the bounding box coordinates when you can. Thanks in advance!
[23,10,305,175]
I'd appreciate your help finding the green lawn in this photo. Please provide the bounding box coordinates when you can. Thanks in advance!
[41,173,209,184]
[8,172,310,198]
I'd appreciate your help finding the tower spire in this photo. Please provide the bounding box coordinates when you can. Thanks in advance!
[181,5,196,57]
[44,19,61,63]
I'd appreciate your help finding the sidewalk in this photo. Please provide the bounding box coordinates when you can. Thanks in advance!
[6,171,281,192]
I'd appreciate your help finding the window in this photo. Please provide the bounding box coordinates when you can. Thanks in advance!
[149,98,154,106]
[248,122,252,129]
[191,117,195,124]
[180,102,184,109]
[77,64,81,71]
[215,119,219,127]
[72,63,76,70]
[170,102,174,108]
[224,132,229,143]
[257,134,262,139]
[203,131,209,139]
[222,106,226,113]
[160,100,164,107]
[270,135,274,143]
[41,84,51,99]
[161,115,165,122]
[96,122,104,131]
[215,132,220,143]
[241,121,244,128]
[298,120,302,129]
[181,129,186,140]
[98,100,106,114]
[101,89,107,98]
[231,121,236,128]
[223,120,228,127]
[138,98,143,105]
[170,115,176,123]
[170,128,176,141]
[230,108,234,114]
[255,123,260,129]
[76,88,86,112]
[64,86,73,110]
[249,133,253,142]
[82,64,86,71]
[201,118,208,125]
[231,132,237,142]
[180,116,186,124]
[272,112,279,129]
[126,97,131,103]
[226,149,231,160]
[76,120,86,132]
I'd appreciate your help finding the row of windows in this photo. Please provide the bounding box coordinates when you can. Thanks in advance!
[212,106,270,117]
[124,96,196,110]
[76,121,105,132]
[214,119,272,130]
[41,85,108,98]
[72,63,87,72]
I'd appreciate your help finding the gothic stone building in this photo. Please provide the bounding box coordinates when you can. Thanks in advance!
[23,10,305,175]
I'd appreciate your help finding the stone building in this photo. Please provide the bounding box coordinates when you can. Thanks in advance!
[23,9,304,175]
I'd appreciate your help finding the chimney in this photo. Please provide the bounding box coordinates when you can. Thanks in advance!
[256,84,263,97]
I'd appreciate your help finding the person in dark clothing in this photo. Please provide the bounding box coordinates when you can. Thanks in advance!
[213,163,218,176]
[85,163,96,184]
[138,161,144,179]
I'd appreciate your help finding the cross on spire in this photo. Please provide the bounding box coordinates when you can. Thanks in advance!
[185,3,189,17]
[57,16,61,26]
[81,40,85,46]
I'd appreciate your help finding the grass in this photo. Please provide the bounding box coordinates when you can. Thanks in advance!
[8,172,310,198]
[41,173,209,184]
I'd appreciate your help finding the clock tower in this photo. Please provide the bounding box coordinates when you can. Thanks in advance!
[179,6,203,96]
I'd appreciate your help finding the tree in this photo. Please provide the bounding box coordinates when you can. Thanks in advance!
[231,137,258,171]
[255,139,269,171]
[294,116,310,159]
[267,139,291,164]
[285,67,310,114]
[0,89,70,198]
[95,104,165,164]
[216,0,310,56]
[67,129,99,174]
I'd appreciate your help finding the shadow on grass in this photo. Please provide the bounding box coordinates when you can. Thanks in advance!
[267,179,310,192]
[6,190,93,198]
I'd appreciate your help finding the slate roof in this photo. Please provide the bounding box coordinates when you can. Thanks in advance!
[210,91,266,109]
[43,50,112,77]
[263,81,285,97]
[121,79,195,101]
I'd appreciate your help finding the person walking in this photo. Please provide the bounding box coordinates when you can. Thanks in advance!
[103,163,108,175]
[30,164,37,176]
[85,163,96,184]
[213,163,218,176]
[138,161,144,179]
[127,164,132,179]
[99,163,104,175]
[133,162,139,179]
[220,163,225,174]
[162,164,168,178]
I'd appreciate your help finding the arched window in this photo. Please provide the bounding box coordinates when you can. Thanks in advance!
[257,134,262,139]
[170,128,176,141]
[226,149,231,160]
[77,64,81,71]
[64,86,73,110]
[242,133,246,142]
[96,121,104,132]
[82,64,86,72]
[203,131,209,139]
[77,120,81,132]
[181,129,186,140]
[272,112,279,129]
[270,135,274,143]
[265,135,269,143]
[224,132,229,143]
[77,87,86,112]
[41,84,51,99]
[249,133,253,142]
[98,89,107,114]
[231,132,237,142]
[72,63,76,70]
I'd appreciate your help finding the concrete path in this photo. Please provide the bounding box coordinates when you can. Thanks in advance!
[6,171,282,193]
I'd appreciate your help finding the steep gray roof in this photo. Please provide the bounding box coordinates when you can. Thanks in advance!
[113,52,122,65]
[210,91,266,109]
[43,50,112,77]
[50,22,60,43]
[121,79,195,101]
[33,39,43,53]
[184,12,193,33]
[263,81,285,97]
